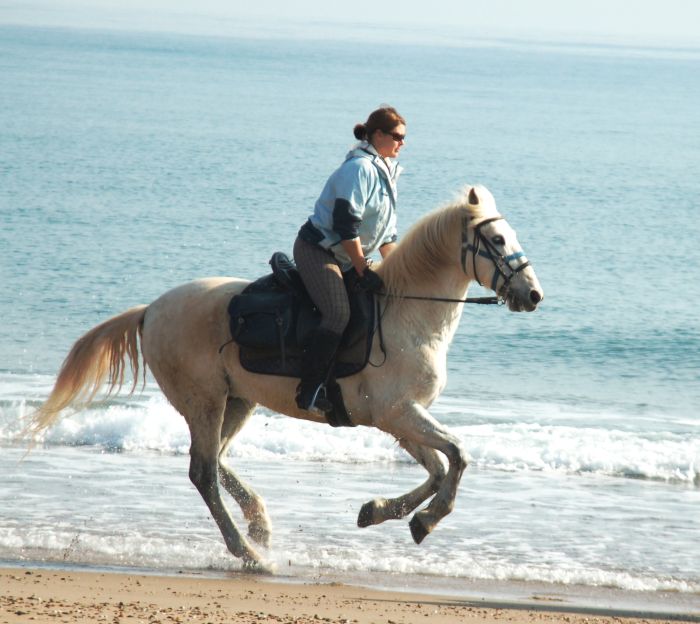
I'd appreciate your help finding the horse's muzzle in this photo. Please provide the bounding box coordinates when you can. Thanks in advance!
[503,286,543,312]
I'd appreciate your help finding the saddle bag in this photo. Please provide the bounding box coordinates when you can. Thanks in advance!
[229,290,296,350]
[229,283,321,354]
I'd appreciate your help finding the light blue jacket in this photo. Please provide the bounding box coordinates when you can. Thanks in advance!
[298,142,403,271]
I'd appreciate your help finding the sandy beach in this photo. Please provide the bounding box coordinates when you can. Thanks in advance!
[1,567,697,624]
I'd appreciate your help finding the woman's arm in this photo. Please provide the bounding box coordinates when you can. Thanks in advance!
[379,242,396,258]
[340,238,370,275]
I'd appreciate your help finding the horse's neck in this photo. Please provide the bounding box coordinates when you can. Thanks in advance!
[386,270,469,350]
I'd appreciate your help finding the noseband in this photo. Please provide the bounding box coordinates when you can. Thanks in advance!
[461,217,530,295]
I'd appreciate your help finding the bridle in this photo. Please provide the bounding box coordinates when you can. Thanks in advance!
[461,216,530,296]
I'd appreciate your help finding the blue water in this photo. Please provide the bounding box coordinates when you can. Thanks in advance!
[1,24,699,604]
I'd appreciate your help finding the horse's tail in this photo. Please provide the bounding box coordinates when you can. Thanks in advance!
[27,305,148,439]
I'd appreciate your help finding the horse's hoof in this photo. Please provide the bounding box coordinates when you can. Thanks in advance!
[242,558,276,575]
[357,501,375,527]
[409,514,430,544]
[357,498,385,528]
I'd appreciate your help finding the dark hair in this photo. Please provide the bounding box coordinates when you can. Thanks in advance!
[353,106,405,141]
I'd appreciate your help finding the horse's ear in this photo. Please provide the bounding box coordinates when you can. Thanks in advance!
[468,187,479,206]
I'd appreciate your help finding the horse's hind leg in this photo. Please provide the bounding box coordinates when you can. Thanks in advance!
[218,397,272,548]
[358,440,446,528]
[187,397,269,572]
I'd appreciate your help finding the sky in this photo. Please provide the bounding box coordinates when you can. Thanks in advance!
[2,0,700,46]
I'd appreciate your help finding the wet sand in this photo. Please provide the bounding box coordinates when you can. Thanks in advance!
[1,567,698,624]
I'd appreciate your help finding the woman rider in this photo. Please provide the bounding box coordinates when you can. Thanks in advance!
[293,106,406,414]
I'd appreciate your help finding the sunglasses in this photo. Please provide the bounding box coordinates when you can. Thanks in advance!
[385,130,405,142]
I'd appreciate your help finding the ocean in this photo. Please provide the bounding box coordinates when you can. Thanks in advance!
[1,23,699,610]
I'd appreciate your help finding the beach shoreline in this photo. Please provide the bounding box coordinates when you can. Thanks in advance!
[1,565,698,624]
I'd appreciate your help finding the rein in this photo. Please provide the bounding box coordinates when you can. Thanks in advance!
[378,293,501,305]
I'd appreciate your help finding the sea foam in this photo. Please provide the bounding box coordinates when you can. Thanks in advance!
[3,378,697,484]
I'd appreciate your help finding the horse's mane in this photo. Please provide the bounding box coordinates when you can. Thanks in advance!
[377,186,498,295]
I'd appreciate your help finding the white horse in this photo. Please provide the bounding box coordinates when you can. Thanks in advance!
[28,185,543,572]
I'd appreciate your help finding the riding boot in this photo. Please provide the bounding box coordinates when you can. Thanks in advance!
[295,328,343,415]
[324,378,355,427]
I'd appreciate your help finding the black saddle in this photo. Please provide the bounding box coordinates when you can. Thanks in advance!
[227,252,376,380]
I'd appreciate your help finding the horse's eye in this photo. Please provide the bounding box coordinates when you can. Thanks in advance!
[492,235,505,245]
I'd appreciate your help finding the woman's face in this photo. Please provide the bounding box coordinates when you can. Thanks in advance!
[372,123,406,159]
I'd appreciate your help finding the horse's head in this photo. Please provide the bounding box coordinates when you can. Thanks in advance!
[463,186,543,312]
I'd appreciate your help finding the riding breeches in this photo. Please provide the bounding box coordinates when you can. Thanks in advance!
[293,237,350,336]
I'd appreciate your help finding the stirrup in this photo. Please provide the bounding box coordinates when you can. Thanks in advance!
[296,383,333,415]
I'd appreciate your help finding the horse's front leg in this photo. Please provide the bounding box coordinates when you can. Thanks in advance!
[377,401,470,544]
[357,440,447,528]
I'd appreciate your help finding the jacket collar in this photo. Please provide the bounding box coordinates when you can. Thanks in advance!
[346,141,403,197]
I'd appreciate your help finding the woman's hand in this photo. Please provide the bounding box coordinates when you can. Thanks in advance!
[357,267,384,292]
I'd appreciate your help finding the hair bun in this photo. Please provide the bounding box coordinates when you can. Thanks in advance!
[353,123,367,140]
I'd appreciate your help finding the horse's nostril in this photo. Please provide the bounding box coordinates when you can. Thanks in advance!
[529,290,542,305]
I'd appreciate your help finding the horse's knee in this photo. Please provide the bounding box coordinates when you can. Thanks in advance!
[445,442,470,473]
